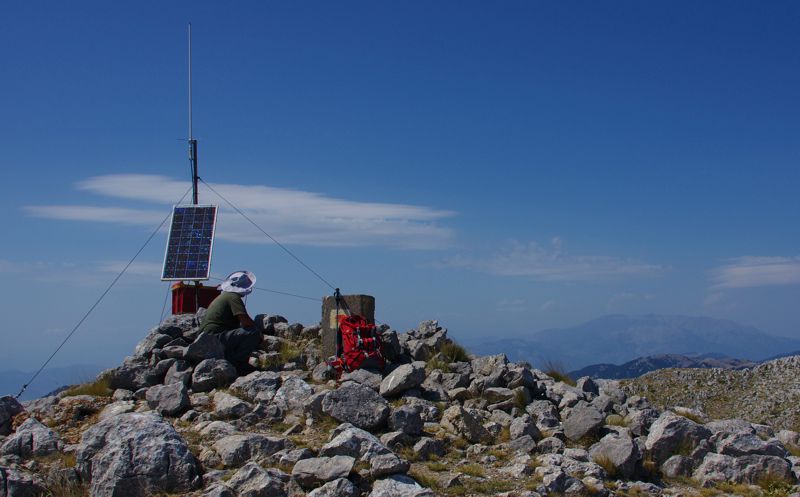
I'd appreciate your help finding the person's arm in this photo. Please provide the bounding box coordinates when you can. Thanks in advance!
[229,294,256,329]
[236,313,255,329]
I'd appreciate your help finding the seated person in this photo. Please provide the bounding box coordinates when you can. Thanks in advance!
[200,270,261,374]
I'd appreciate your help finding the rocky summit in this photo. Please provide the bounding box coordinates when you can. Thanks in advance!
[2,312,800,497]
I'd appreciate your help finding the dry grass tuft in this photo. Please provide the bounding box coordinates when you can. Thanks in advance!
[542,359,576,387]
[440,341,470,363]
[605,414,628,427]
[459,463,485,477]
[592,454,619,479]
[62,376,113,397]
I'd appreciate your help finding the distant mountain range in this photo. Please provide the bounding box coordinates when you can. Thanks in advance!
[568,353,757,380]
[469,314,800,371]
[0,364,103,401]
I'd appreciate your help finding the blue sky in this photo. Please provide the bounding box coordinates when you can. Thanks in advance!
[1,1,799,375]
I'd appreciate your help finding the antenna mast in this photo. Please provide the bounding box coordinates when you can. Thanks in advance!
[189,23,199,205]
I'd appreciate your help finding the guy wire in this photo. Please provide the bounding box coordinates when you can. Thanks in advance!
[15,186,193,399]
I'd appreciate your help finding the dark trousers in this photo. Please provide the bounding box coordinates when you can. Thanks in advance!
[219,328,261,375]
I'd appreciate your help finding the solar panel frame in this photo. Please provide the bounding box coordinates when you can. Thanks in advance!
[161,204,218,281]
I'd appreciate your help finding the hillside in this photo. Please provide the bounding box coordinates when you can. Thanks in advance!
[473,314,800,370]
[569,353,756,380]
[623,355,800,432]
[1,312,799,497]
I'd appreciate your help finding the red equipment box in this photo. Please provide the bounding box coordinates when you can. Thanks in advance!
[171,282,221,314]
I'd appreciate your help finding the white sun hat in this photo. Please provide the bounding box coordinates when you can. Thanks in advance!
[219,270,257,295]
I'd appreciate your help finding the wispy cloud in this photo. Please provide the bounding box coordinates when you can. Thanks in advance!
[710,256,800,289]
[438,238,665,281]
[25,174,456,249]
[97,261,165,277]
[540,299,557,311]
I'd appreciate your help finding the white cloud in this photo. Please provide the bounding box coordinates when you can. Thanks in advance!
[24,206,167,225]
[711,256,800,289]
[540,299,557,311]
[97,261,165,277]
[495,298,528,312]
[438,240,664,281]
[25,174,456,249]
[606,292,655,310]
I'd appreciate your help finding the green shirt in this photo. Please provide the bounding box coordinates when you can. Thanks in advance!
[200,292,247,334]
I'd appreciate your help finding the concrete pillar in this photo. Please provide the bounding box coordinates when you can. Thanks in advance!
[321,294,375,359]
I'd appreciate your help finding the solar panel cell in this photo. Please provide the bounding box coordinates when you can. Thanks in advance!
[161,205,217,280]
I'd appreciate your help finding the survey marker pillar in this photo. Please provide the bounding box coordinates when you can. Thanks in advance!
[321,294,375,359]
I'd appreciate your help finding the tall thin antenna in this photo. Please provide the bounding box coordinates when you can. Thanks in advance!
[188,23,199,205]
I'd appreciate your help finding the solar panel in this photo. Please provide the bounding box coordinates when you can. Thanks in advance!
[161,204,218,281]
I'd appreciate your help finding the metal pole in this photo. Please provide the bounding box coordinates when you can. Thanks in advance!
[189,23,199,205]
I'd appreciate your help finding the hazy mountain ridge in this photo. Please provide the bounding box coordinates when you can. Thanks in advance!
[0,364,104,401]
[471,314,800,370]
[568,353,758,380]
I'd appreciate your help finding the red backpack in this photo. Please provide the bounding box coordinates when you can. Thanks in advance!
[327,314,385,378]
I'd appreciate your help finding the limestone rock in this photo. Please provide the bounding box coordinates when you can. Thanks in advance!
[715,431,787,457]
[320,424,391,461]
[563,405,604,441]
[322,383,390,431]
[510,414,541,441]
[146,382,190,416]
[660,455,694,478]
[342,369,383,391]
[471,354,508,377]
[213,391,253,419]
[625,408,661,437]
[506,434,537,454]
[273,448,314,466]
[369,451,410,477]
[440,405,492,444]
[369,474,435,497]
[198,420,238,440]
[108,362,160,391]
[98,400,136,421]
[645,412,712,465]
[76,412,202,497]
[413,437,446,460]
[213,433,288,467]
[0,417,62,458]
[134,330,173,358]
[291,455,355,489]
[191,359,237,393]
[227,462,286,497]
[164,359,193,386]
[576,377,599,396]
[308,478,359,497]
[230,371,282,403]
[185,332,225,363]
[388,405,423,435]
[693,452,793,486]
[588,433,641,479]
[380,362,426,397]
[484,387,514,404]
[0,466,46,497]
[273,376,314,413]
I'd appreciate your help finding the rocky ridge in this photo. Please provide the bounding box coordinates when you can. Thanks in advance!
[623,356,800,433]
[1,311,799,497]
